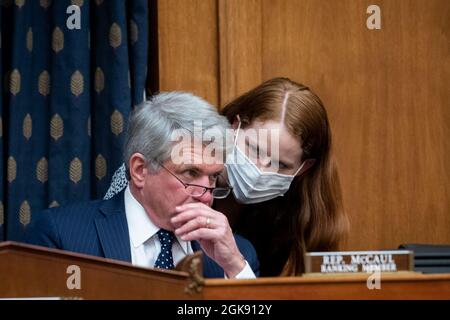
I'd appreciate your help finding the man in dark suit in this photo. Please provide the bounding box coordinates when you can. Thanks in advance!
[26,92,259,279]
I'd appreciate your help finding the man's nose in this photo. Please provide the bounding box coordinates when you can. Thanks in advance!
[196,189,213,206]
[194,176,214,204]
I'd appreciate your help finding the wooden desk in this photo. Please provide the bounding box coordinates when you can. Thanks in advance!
[1,242,449,300]
[203,273,450,300]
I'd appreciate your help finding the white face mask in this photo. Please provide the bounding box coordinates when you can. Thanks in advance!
[225,121,304,204]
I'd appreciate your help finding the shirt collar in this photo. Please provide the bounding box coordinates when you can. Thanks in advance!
[124,185,190,254]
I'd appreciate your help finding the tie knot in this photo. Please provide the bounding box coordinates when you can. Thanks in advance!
[157,229,175,247]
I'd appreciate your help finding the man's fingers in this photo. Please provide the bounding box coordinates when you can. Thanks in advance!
[180,228,218,242]
[171,208,213,225]
[174,215,212,236]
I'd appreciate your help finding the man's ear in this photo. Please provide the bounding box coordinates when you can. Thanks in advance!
[129,153,147,188]
[297,159,316,176]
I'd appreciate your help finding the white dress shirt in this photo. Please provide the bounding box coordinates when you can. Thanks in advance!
[124,186,255,279]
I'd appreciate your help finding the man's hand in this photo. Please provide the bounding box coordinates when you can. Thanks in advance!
[171,203,246,278]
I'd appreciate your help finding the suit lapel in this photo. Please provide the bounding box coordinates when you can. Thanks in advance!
[95,191,132,262]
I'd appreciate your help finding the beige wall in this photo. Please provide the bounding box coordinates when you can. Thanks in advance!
[156,0,450,250]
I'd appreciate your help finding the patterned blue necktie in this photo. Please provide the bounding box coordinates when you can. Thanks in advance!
[154,229,175,270]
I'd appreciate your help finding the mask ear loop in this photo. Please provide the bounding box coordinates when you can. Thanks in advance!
[234,115,242,146]
[292,161,306,176]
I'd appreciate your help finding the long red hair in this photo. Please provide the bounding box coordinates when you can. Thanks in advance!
[221,77,349,276]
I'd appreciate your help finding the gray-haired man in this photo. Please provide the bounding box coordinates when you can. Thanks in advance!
[26,92,259,279]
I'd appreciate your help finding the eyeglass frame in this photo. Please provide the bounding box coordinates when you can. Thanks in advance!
[159,164,232,199]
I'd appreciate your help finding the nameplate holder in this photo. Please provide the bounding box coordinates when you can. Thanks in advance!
[304,250,414,274]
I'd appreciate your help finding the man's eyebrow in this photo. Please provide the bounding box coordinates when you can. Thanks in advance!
[179,165,222,176]
[178,165,199,172]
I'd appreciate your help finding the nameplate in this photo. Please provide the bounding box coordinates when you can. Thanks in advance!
[304,250,414,273]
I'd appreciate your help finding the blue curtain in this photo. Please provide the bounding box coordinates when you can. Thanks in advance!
[0,0,148,241]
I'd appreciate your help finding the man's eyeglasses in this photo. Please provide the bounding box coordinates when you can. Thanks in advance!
[160,164,232,199]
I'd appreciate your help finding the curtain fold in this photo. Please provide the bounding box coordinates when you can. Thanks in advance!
[0,0,148,241]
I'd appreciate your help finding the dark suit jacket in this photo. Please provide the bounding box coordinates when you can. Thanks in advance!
[25,191,260,278]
